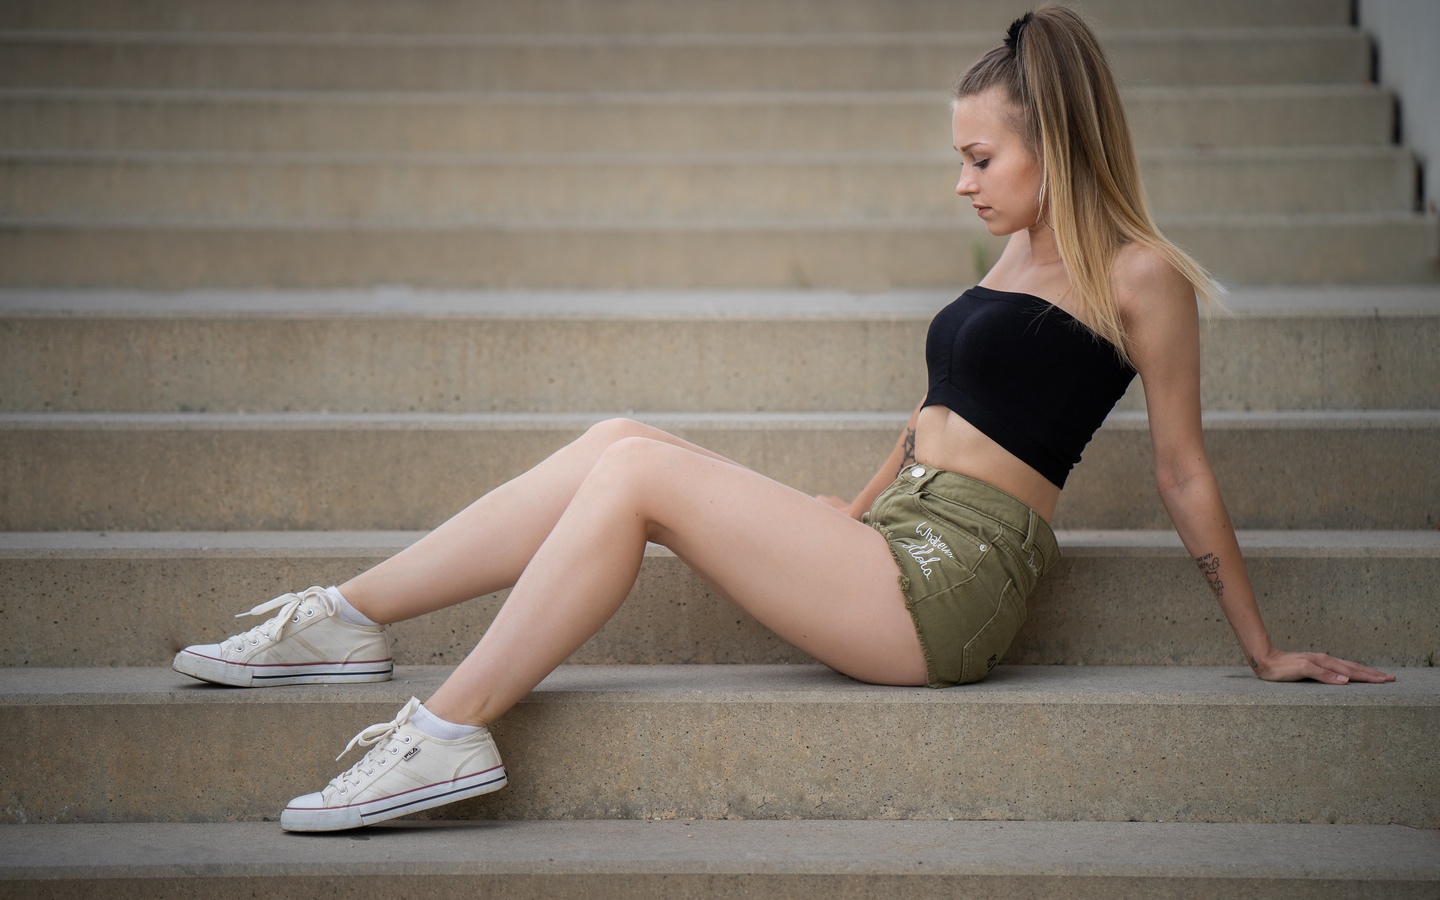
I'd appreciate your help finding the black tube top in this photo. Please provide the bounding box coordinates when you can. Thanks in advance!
[923,285,1137,488]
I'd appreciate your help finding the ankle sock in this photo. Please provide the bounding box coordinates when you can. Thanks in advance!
[325,585,380,627]
[411,704,482,740]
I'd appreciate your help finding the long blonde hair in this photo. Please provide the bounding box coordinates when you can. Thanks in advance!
[955,5,1220,363]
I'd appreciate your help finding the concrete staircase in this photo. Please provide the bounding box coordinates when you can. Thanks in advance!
[1,0,1437,896]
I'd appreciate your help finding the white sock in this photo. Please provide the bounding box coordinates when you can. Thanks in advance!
[325,585,379,627]
[411,704,482,740]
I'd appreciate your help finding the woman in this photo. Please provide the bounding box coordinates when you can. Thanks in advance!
[173,6,1393,832]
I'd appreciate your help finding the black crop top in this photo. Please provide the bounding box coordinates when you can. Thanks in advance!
[924,285,1136,488]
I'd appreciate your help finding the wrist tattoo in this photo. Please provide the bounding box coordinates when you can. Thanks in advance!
[898,427,917,475]
[1195,552,1225,598]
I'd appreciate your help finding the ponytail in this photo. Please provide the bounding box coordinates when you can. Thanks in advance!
[955,5,1221,364]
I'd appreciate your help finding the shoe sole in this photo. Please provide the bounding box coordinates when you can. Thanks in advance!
[280,766,509,832]
[172,649,393,687]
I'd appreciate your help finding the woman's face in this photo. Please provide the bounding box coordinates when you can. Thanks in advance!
[951,88,1044,235]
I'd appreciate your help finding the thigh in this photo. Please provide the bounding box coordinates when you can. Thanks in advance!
[618,438,926,686]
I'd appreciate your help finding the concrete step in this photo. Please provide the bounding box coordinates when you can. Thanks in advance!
[0,87,1395,153]
[2,530,1434,669]
[3,287,1438,414]
[2,664,1434,824]
[0,0,1356,35]
[2,213,1437,289]
[1,411,1436,530]
[1,147,1416,220]
[2,820,1435,898]
[0,28,1373,91]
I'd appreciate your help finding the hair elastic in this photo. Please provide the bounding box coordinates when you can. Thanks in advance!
[1003,11,1033,53]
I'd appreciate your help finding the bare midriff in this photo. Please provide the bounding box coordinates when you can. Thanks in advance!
[912,405,1061,523]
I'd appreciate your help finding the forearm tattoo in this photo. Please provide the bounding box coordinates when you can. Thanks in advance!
[1196,552,1258,669]
[898,427,917,475]
[1195,552,1225,598]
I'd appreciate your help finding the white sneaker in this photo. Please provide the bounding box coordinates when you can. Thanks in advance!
[280,697,508,831]
[172,586,392,686]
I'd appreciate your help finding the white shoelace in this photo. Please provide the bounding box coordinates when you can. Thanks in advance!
[328,697,423,794]
[219,586,335,655]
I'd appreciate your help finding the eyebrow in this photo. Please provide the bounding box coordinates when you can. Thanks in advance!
[956,141,990,153]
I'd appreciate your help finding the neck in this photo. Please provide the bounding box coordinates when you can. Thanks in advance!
[1025,220,1061,266]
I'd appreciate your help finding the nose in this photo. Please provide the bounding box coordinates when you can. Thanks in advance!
[955,166,977,197]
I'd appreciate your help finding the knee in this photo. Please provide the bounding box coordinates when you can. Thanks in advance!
[592,434,670,474]
[582,435,675,501]
[583,417,651,449]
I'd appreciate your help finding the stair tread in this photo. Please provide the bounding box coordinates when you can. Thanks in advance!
[5,528,1438,556]
[4,285,1438,317]
[2,820,1436,879]
[4,663,1435,705]
[4,409,1437,426]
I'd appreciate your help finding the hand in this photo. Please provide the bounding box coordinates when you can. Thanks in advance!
[1252,649,1395,684]
[815,494,854,516]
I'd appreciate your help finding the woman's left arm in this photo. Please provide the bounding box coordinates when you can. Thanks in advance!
[1116,249,1393,684]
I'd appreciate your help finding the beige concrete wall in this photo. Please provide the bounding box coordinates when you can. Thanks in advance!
[1360,0,1440,212]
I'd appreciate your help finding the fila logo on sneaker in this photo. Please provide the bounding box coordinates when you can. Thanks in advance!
[403,747,421,761]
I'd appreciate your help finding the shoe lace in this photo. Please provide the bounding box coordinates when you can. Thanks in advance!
[329,698,423,793]
[220,586,335,654]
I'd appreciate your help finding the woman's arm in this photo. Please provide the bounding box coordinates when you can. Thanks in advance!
[1116,248,1393,684]
[817,398,926,519]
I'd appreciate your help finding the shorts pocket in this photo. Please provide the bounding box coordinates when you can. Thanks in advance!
[907,498,995,588]
[959,578,1028,684]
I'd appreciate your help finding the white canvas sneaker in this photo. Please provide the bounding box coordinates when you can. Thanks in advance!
[172,586,392,686]
[281,697,508,831]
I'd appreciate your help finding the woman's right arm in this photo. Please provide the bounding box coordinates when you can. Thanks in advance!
[818,399,926,519]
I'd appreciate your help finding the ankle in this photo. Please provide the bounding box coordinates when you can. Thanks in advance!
[411,703,482,740]
[325,585,381,627]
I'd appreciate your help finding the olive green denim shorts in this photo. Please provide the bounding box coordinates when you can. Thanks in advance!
[863,464,1059,687]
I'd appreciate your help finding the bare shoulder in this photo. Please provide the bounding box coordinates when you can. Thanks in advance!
[1111,242,1195,325]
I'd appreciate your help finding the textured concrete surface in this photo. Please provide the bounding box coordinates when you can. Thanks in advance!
[0,30,1371,91]
[2,411,1436,530]
[0,821,1435,900]
[2,288,1436,413]
[1054,411,1440,529]
[1,531,1436,668]
[0,0,1355,33]
[2,214,1433,289]
[2,665,1435,825]
[0,87,1392,155]
[9,285,1436,315]
[2,147,1412,219]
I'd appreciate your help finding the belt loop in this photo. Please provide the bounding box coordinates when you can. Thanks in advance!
[1021,508,1046,576]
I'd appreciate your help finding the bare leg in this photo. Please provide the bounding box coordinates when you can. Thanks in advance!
[424,436,926,727]
[339,418,741,623]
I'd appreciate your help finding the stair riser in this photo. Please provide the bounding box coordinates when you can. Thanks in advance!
[3,420,1435,530]
[3,689,1431,824]
[0,92,1392,153]
[0,0,1355,34]
[5,818,1439,900]
[2,153,1414,219]
[2,218,1436,290]
[0,34,1371,92]
[4,313,1436,413]
[2,547,1433,667]
[3,873,1434,900]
